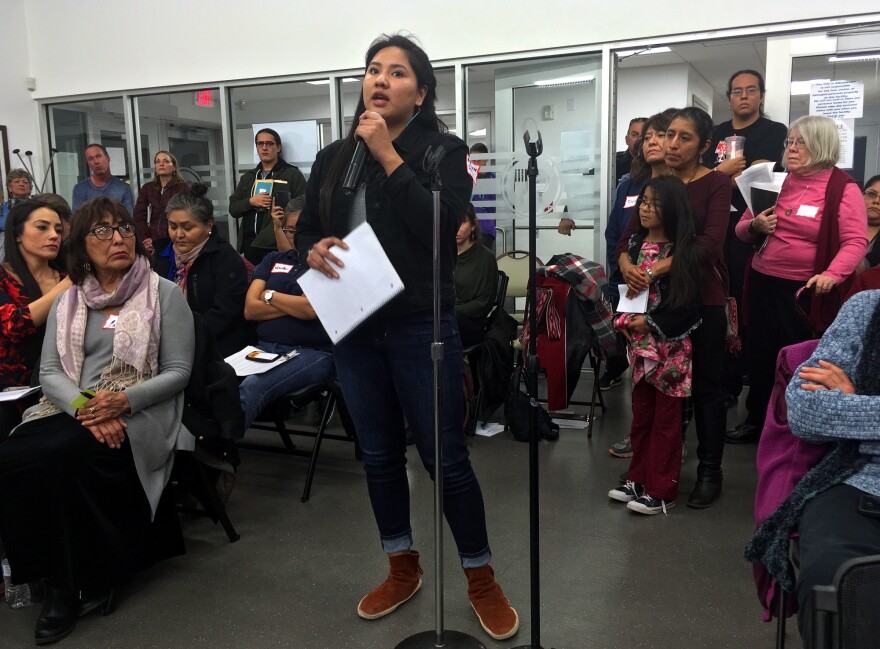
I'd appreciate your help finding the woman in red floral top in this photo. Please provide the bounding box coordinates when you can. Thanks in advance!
[608,176,702,515]
[1,199,71,435]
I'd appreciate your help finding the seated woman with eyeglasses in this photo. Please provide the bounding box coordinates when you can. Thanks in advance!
[238,206,333,430]
[152,183,253,358]
[858,175,880,273]
[270,195,305,252]
[0,197,194,644]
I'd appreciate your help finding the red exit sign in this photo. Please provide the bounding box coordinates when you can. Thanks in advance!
[195,90,214,107]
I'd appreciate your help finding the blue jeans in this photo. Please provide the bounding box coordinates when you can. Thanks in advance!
[334,310,491,567]
[239,342,334,430]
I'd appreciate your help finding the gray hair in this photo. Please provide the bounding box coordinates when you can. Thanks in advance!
[6,168,32,190]
[284,195,306,216]
[166,182,213,225]
[785,115,840,171]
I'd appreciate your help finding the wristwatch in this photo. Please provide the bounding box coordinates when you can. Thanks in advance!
[263,290,276,305]
[645,267,656,283]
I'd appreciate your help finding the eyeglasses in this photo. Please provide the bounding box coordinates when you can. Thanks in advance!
[636,199,662,213]
[783,138,807,149]
[88,223,136,241]
[256,141,277,148]
[730,86,761,97]
[281,227,296,237]
[866,190,880,201]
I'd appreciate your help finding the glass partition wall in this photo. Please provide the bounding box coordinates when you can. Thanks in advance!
[464,54,604,264]
[45,98,128,203]
[132,90,228,237]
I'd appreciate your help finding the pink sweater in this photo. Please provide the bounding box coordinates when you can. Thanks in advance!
[735,168,867,282]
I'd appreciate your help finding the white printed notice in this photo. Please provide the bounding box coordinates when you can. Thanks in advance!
[835,118,855,168]
[809,81,864,120]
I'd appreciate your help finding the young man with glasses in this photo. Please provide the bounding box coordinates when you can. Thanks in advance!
[705,70,788,427]
[229,128,307,265]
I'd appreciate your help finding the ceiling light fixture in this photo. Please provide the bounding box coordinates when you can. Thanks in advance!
[828,53,880,62]
[616,46,672,58]
[534,75,595,87]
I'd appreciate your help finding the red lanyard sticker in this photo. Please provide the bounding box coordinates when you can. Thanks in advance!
[466,155,480,185]
[102,314,120,330]
[271,262,294,274]
[623,195,639,209]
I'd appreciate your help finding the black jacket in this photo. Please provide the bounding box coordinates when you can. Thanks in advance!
[152,234,255,357]
[296,120,472,316]
[626,232,702,340]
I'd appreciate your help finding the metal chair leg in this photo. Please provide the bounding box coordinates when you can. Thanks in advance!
[301,394,336,503]
[776,589,786,649]
[193,456,240,543]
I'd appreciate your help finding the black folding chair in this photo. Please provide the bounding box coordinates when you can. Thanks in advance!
[813,554,880,649]
[239,377,360,502]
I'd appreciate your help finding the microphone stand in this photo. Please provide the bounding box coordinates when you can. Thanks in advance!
[396,146,485,649]
[513,131,556,649]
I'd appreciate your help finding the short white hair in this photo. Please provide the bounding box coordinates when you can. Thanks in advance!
[784,115,840,170]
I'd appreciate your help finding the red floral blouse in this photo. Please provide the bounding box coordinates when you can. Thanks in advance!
[0,265,39,388]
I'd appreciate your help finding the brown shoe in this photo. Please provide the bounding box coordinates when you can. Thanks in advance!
[357,551,423,620]
[464,564,519,640]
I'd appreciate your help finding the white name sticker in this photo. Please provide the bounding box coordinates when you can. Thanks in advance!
[466,155,480,185]
[796,205,819,218]
[102,314,119,330]
[623,195,639,209]
[271,263,294,274]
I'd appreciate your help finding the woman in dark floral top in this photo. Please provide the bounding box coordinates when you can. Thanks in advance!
[1,199,71,435]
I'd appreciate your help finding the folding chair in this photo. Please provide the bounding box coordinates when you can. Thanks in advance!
[813,554,880,649]
[239,377,360,502]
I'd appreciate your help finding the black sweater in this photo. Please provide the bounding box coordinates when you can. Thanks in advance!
[152,234,254,357]
[296,121,472,317]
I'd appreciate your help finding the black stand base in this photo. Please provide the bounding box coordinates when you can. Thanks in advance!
[395,630,487,648]
[512,645,549,649]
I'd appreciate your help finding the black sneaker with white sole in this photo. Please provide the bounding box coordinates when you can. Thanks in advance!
[608,480,644,503]
[627,494,676,515]
[598,373,622,391]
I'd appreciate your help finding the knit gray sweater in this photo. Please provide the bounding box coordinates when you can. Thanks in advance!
[786,289,880,497]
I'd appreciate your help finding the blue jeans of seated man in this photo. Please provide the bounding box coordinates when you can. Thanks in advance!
[239,342,334,430]
[334,309,491,568]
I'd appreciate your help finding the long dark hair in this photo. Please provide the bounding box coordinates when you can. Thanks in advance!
[636,175,701,311]
[3,198,59,299]
[66,197,149,285]
[629,108,678,185]
[318,33,446,230]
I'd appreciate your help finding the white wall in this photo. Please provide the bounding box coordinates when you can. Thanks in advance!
[616,64,689,145]
[0,0,43,186]
[23,1,880,100]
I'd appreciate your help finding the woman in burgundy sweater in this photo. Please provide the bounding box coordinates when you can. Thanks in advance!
[618,107,732,509]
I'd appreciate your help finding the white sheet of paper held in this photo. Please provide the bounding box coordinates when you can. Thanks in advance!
[617,286,649,313]
[298,222,405,344]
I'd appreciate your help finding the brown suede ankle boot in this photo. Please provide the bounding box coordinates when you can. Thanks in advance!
[464,564,519,640]
[357,551,423,620]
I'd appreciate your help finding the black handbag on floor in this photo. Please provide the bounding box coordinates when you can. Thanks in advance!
[504,366,559,442]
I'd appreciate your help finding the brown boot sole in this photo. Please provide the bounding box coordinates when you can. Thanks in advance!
[470,602,519,640]
[357,579,422,620]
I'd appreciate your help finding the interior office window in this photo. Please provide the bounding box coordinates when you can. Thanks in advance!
[790,53,880,185]
[230,80,333,185]
[465,55,603,264]
[45,98,127,205]
[340,69,456,138]
[132,90,228,236]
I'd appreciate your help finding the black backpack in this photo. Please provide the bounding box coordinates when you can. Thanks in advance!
[504,366,559,443]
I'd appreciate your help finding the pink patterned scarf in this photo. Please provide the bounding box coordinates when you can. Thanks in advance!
[56,255,161,386]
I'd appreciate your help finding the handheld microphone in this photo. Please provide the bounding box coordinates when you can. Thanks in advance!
[342,140,367,195]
